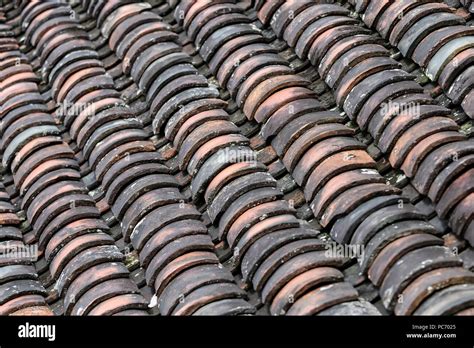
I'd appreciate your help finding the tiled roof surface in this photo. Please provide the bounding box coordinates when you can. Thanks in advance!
[0,0,473,316]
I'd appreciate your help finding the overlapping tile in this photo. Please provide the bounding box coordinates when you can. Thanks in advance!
[2,0,473,316]
[347,0,474,118]
[77,0,384,316]
[14,1,255,316]
[259,0,474,248]
[171,0,474,315]
[0,19,150,316]
[0,183,53,316]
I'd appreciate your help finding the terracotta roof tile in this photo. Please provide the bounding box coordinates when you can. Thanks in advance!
[0,183,53,315]
[79,0,381,315]
[0,20,150,316]
[2,0,262,316]
[259,1,474,246]
[172,0,474,314]
[2,0,473,316]
[353,0,474,118]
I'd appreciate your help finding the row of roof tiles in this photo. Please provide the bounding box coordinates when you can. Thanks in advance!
[78,0,383,315]
[172,0,474,314]
[0,182,53,315]
[91,0,474,316]
[349,0,474,116]
[77,0,474,316]
[2,0,375,316]
[6,0,258,316]
[1,0,474,315]
[1,20,154,315]
[255,0,474,247]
